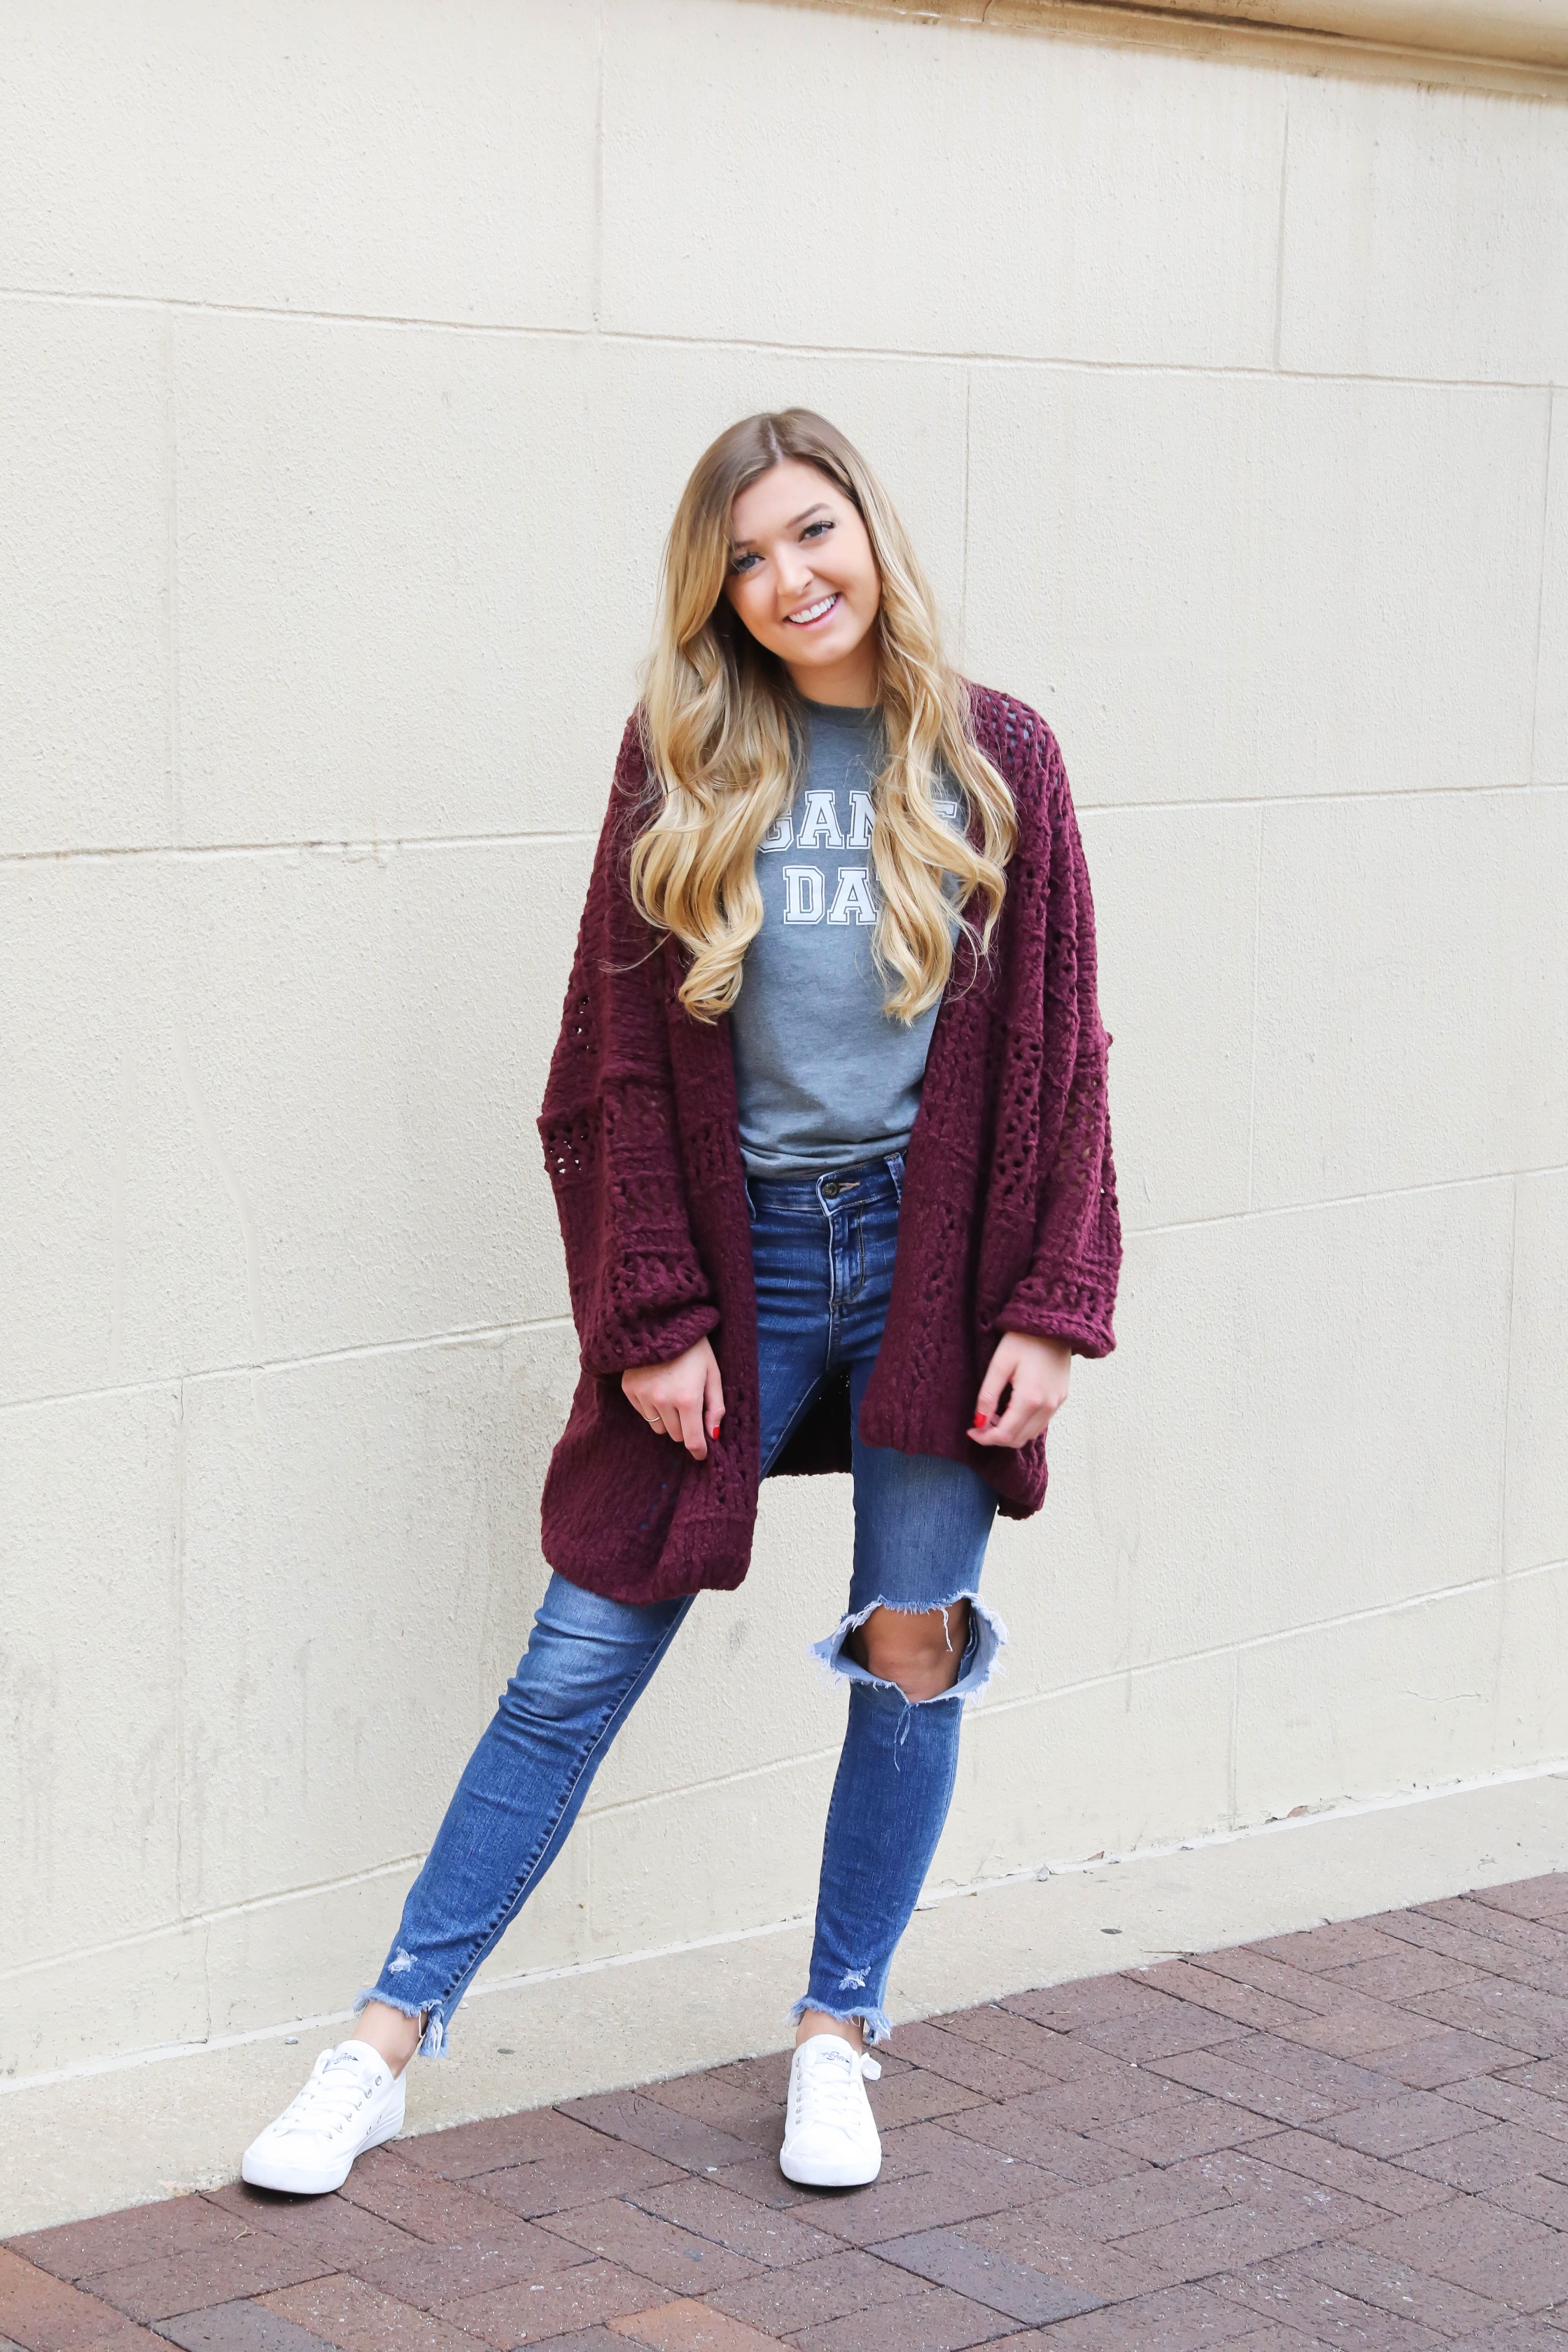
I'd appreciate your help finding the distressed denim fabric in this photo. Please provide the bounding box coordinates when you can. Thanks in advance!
[361,1154,1001,2052]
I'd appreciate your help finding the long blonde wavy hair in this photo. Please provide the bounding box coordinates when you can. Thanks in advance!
[631,410,1016,1026]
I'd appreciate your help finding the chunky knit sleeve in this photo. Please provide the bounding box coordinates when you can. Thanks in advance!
[537,718,720,1378]
[997,736,1122,1359]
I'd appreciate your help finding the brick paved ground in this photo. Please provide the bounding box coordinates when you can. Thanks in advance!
[15,1879,1568,2351]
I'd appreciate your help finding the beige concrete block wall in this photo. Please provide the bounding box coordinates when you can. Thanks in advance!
[3,0,1565,2122]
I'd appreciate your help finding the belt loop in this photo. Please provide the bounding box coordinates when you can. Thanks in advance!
[886,1151,905,1205]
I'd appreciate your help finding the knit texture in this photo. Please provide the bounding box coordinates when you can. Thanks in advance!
[537,686,1121,1603]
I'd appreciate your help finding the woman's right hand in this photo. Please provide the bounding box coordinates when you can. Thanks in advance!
[622,1336,724,1461]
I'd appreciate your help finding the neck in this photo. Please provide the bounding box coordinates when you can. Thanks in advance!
[785,643,881,709]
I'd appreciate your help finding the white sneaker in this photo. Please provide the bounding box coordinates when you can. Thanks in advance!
[779,2033,883,2188]
[241,2039,405,2194]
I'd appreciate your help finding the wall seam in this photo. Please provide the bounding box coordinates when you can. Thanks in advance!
[584,1741,844,1826]
[13,1758,1568,2107]
[1227,1652,1242,1827]
[4,1849,430,1989]
[960,365,973,654]
[0,830,600,868]
[1271,100,1290,370]
[1499,1173,1522,1578]
[1,1315,578,1419]
[1136,1163,1556,1232]
[1528,388,1557,782]
[1243,804,1266,1211]
[7,1159,1564,1420]
[160,304,179,848]
[977,1551,1568,1724]
[12,781,1568,873]
[592,0,606,337]
[107,1066,130,1389]
[172,1382,188,1959]
[1084,781,1568,813]
[0,289,1560,398]
[15,1559,1567,1996]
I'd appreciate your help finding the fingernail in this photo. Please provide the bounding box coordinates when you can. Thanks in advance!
[972,1413,988,1429]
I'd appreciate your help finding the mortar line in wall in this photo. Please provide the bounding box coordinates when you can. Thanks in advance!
[1083,780,1568,813]
[12,1751,1568,2101]
[1244,804,1265,1212]
[976,1550,1568,1725]
[172,1382,188,1956]
[162,304,181,848]
[0,830,599,869]
[1124,1162,1568,1245]
[174,1312,578,1387]
[10,1155,1568,1422]
[1,1851,432,1991]
[0,1314,576,1418]
[107,1065,130,1387]
[1227,1651,1241,1828]
[28,1545,1555,1969]
[919,1749,1568,1905]
[1499,1174,1522,1576]
[959,366,972,649]
[12,1566,1568,2031]
[0,1746,845,1989]
[9,1163,1568,1421]
[1135,1159,1568,1233]
[1271,102,1291,372]
[1528,389,1557,780]
[592,1551,1568,1809]
[582,1740,845,1826]
[8,783,1567,871]
[0,1905,818,2098]
[591,0,606,338]
[0,287,1558,397]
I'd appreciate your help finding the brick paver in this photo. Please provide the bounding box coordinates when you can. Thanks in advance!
[15,1877,1568,2346]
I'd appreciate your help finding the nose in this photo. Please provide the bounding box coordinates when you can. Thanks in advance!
[775,546,815,602]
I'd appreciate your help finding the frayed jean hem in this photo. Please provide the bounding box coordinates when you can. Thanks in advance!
[789,1991,894,2046]
[353,1983,447,2057]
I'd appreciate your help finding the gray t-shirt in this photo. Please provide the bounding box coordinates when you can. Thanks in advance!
[730,699,963,1180]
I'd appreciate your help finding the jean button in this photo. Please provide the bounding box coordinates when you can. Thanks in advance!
[822,1178,841,1197]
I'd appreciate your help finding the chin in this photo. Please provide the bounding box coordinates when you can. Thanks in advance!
[792,622,860,662]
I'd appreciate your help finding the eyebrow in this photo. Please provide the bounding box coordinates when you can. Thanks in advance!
[730,502,832,550]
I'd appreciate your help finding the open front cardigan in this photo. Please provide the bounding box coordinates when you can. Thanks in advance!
[536,685,1121,1605]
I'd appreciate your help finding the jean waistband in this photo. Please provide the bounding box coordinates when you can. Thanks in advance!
[745,1152,905,1213]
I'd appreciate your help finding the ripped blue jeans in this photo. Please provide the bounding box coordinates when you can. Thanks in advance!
[360,1152,1002,2050]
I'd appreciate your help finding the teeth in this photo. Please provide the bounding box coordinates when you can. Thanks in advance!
[785,594,838,624]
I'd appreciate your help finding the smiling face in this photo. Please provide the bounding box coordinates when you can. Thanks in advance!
[722,458,883,707]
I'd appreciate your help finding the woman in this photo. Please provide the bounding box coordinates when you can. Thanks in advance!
[241,410,1121,2199]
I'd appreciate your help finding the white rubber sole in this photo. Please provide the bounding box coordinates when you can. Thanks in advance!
[778,2137,883,2188]
[240,2098,404,2196]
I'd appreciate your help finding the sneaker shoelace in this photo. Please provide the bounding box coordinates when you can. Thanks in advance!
[794,2040,881,2135]
[274,2050,382,2140]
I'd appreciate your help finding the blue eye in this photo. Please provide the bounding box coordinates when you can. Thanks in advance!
[802,519,833,540]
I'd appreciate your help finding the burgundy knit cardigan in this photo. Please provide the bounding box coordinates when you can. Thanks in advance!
[536,685,1121,1605]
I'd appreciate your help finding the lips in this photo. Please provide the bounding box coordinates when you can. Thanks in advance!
[783,592,841,627]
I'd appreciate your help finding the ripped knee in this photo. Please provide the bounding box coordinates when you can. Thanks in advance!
[812,1592,1008,1707]
[848,1600,973,1701]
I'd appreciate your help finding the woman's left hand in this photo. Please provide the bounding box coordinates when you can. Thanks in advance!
[969,1331,1072,1448]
